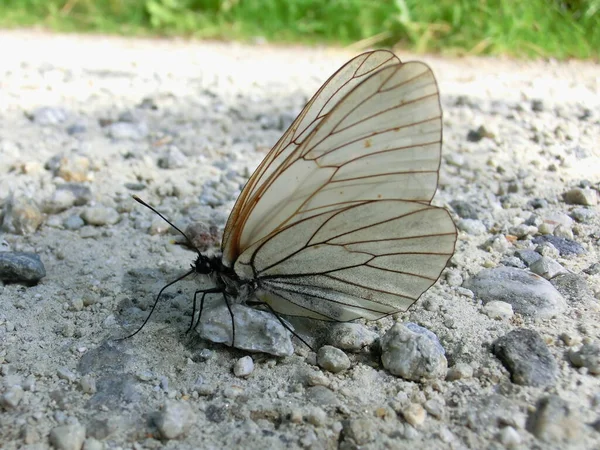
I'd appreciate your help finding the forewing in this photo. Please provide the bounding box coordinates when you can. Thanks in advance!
[222,55,443,267]
[234,200,456,321]
[222,50,402,265]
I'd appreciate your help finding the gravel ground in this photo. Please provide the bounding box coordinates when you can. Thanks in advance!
[1,30,599,450]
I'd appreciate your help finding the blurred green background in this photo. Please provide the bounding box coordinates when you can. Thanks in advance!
[0,0,598,59]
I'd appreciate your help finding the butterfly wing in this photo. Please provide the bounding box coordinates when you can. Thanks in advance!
[223,51,456,320]
[222,50,402,265]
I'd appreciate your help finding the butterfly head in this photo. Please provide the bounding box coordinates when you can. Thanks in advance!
[193,253,214,275]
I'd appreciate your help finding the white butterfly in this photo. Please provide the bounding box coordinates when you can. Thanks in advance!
[132,50,457,346]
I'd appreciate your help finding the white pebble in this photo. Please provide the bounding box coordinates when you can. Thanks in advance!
[483,301,514,320]
[49,424,86,450]
[233,356,254,377]
[402,403,426,427]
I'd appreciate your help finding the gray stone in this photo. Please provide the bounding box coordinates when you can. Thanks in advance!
[57,183,92,206]
[532,235,585,256]
[107,121,148,140]
[326,323,378,352]
[492,329,557,387]
[381,322,447,381]
[30,106,68,125]
[63,215,85,230]
[570,207,595,223]
[514,249,542,266]
[526,396,582,443]
[460,395,524,432]
[550,273,592,302]
[196,304,294,357]
[457,218,487,235]
[450,200,479,219]
[569,343,600,374]
[317,346,351,373]
[158,146,188,169]
[0,252,46,283]
[463,267,567,318]
[529,257,569,279]
[44,189,76,213]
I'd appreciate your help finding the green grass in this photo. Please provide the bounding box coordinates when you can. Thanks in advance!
[0,0,598,59]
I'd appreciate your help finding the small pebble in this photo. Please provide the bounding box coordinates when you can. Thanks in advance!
[532,235,585,256]
[155,401,195,439]
[529,257,569,279]
[63,215,85,230]
[492,329,557,387]
[48,154,92,182]
[402,403,426,427]
[233,356,254,377]
[49,424,86,450]
[305,407,327,427]
[317,346,351,373]
[380,323,447,381]
[526,395,581,443]
[483,300,514,320]
[66,123,87,135]
[30,106,68,125]
[1,197,44,235]
[509,224,537,238]
[445,269,463,287]
[158,146,188,169]
[107,121,148,140]
[457,218,486,235]
[80,206,120,226]
[57,183,92,206]
[80,375,97,394]
[342,418,378,445]
[450,200,479,219]
[326,323,378,352]
[563,187,597,206]
[446,363,474,381]
[498,426,521,447]
[467,125,495,142]
[569,343,600,374]
[57,367,78,382]
[82,438,104,450]
[570,207,595,223]
[514,249,542,266]
[0,386,23,408]
[43,189,76,213]
[0,252,46,283]
[464,267,567,318]
[423,399,445,419]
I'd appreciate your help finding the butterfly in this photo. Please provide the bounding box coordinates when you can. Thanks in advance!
[130,50,457,348]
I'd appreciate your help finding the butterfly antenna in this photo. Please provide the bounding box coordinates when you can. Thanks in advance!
[132,195,200,255]
[118,267,196,340]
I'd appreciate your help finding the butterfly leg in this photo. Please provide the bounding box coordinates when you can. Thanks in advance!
[222,292,236,348]
[189,287,222,333]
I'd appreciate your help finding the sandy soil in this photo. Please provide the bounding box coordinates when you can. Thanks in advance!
[0,30,599,450]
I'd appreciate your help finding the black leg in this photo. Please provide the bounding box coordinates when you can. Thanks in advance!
[119,268,195,340]
[222,293,236,348]
[189,287,222,333]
